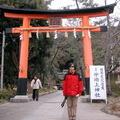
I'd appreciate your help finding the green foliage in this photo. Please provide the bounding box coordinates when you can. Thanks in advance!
[39,87,55,93]
[92,32,105,65]
[0,0,54,87]
[49,33,82,72]
[0,0,48,9]
[0,88,16,101]
[0,99,7,104]
[110,78,120,97]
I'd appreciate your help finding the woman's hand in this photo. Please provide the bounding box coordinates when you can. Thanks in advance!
[76,94,80,97]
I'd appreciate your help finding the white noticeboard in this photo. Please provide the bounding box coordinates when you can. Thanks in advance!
[90,65,107,104]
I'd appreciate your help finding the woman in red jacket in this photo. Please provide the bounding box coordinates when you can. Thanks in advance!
[62,63,83,120]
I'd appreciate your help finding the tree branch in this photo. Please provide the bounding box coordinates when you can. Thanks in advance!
[75,0,80,9]
[107,62,119,75]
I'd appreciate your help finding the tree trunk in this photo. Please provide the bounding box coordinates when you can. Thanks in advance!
[104,0,112,95]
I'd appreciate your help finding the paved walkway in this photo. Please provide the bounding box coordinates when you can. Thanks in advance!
[0,91,119,120]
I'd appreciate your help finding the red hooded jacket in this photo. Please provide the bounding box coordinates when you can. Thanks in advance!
[62,71,83,96]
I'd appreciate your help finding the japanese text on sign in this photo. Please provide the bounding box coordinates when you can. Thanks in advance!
[90,66,107,100]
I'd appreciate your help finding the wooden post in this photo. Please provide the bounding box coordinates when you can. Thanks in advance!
[82,16,93,94]
[0,31,5,91]
[17,17,30,95]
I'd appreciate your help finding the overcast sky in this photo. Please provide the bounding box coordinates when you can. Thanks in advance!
[49,0,117,9]
[48,0,120,26]
[49,0,119,16]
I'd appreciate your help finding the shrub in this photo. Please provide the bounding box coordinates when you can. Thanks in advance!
[111,78,120,97]
[0,88,16,101]
[0,99,7,104]
[39,87,56,93]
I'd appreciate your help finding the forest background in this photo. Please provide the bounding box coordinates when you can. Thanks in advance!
[0,0,120,96]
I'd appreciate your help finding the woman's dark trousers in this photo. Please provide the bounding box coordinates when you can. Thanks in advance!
[32,89,39,101]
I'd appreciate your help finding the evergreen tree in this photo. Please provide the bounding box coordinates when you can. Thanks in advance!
[0,0,53,87]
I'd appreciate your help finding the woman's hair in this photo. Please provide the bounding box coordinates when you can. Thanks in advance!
[68,63,76,69]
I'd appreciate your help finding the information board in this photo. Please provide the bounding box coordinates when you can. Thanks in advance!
[49,17,62,26]
[90,65,107,103]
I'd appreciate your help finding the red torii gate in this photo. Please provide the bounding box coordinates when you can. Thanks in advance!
[0,4,116,97]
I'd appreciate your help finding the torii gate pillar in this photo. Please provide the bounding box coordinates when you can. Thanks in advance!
[17,17,30,95]
[82,16,93,94]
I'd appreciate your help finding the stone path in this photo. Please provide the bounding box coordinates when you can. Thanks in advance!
[0,91,119,120]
